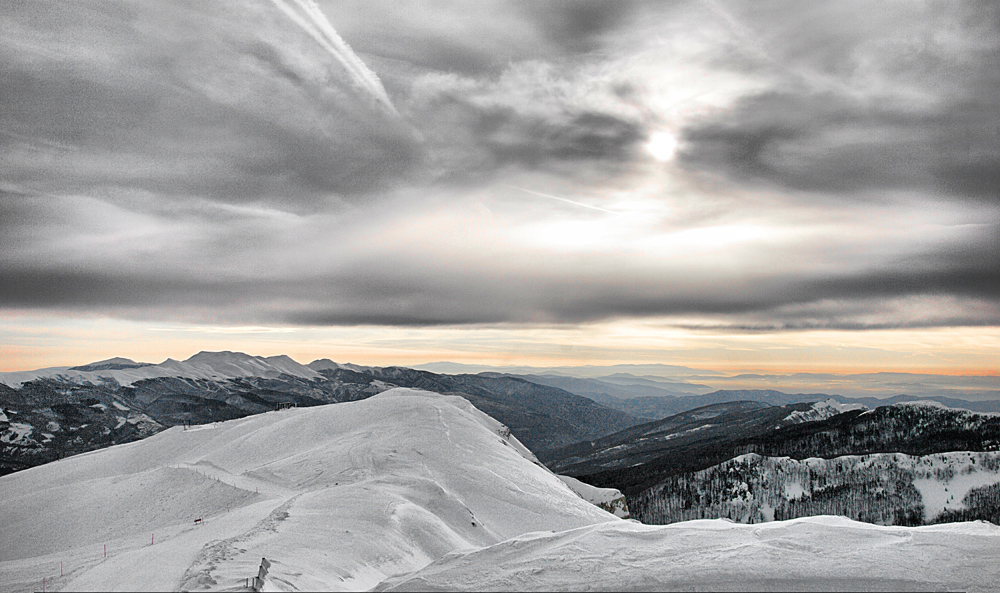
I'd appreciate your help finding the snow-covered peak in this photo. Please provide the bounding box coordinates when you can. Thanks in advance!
[375,388,541,465]
[308,358,372,373]
[3,389,998,591]
[179,351,322,381]
[184,350,254,363]
[784,398,867,424]
[69,357,147,371]
[0,351,322,388]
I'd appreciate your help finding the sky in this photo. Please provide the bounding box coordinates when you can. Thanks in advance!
[1,0,998,375]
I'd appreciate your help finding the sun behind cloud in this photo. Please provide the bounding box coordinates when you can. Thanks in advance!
[646,131,679,161]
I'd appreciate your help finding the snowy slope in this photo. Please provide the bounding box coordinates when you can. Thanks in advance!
[0,351,323,388]
[378,515,1000,592]
[784,398,867,423]
[0,388,617,592]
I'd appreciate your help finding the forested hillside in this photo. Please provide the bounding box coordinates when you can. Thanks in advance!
[577,403,1000,496]
[631,451,1000,526]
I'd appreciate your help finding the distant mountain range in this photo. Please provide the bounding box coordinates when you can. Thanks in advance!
[416,362,1000,401]
[0,352,643,476]
[489,372,1000,419]
[6,352,1000,530]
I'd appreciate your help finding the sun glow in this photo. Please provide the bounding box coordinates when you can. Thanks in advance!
[646,131,679,162]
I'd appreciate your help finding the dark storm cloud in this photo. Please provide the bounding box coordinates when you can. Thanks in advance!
[2,218,996,330]
[678,0,1000,204]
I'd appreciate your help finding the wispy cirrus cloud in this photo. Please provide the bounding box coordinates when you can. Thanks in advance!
[1,0,420,207]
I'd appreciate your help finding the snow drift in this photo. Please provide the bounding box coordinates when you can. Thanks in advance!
[378,515,1000,592]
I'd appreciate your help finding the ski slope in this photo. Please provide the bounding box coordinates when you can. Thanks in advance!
[3,389,999,592]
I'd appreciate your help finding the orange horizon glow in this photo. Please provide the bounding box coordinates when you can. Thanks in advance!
[1,312,997,377]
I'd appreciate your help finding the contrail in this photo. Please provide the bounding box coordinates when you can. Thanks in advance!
[507,186,618,214]
[269,0,397,114]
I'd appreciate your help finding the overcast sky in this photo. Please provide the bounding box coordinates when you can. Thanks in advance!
[1,0,998,373]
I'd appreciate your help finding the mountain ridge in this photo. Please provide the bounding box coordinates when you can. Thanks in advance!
[0,355,644,476]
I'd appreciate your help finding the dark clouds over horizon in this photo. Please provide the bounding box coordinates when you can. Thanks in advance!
[1,0,998,332]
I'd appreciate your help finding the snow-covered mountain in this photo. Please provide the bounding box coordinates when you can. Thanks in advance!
[784,398,868,424]
[307,358,372,373]
[0,389,621,592]
[0,356,643,476]
[3,389,997,592]
[0,351,323,388]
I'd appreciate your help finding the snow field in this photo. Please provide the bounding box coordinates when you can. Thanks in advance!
[379,516,1000,592]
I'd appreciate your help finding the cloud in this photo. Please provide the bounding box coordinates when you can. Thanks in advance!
[315,0,640,75]
[1,0,997,337]
[676,0,1000,204]
[2,179,993,332]
[0,0,421,207]
[404,63,649,182]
